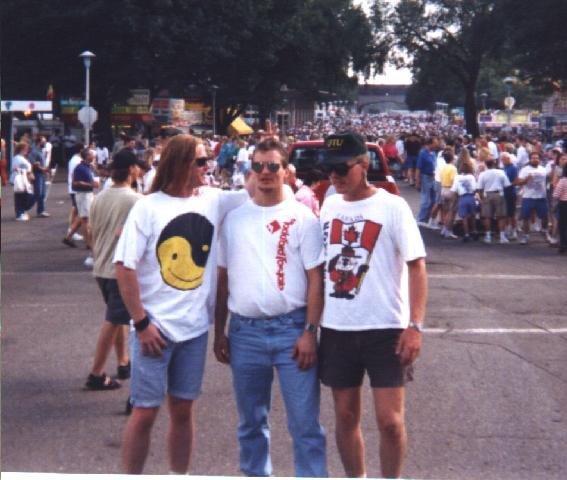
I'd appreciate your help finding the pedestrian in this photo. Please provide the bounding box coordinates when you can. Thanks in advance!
[404,132,421,186]
[62,144,85,247]
[214,138,327,477]
[477,158,511,244]
[295,169,323,217]
[451,160,478,242]
[415,136,439,228]
[85,149,144,391]
[10,141,36,221]
[517,152,552,245]
[318,131,427,479]
[29,135,51,217]
[552,162,567,253]
[114,134,250,474]
[439,150,458,239]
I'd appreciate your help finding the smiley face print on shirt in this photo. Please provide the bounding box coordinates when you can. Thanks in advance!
[156,213,214,290]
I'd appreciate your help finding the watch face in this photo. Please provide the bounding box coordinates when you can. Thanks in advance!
[305,323,317,333]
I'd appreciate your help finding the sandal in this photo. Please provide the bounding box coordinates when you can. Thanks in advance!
[117,362,131,380]
[85,373,121,390]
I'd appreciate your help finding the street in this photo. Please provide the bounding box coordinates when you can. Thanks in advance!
[2,177,566,478]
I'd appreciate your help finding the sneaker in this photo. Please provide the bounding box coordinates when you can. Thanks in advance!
[499,233,510,244]
[483,233,492,244]
[520,234,529,245]
[444,231,459,240]
[508,230,518,241]
[417,221,429,228]
[427,219,441,230]
[84,256,94,267]
[15,214,30,222]
[440,226,447,237]
[72,233,84,242]
[62,237,77,248]
[37,212,51,218]
[546,232,558,245]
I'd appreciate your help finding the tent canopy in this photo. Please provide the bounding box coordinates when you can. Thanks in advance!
[228,116,253,136]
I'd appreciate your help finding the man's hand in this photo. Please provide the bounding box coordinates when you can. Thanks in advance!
[291,332,317,370]
[214,333,230,364]
[395,328,422,366]
[137,322,167,356]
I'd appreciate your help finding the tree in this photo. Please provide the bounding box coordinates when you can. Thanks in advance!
[386,0,508,137]
[1,0,387,138]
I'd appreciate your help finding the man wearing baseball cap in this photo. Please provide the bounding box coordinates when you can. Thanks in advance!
[318,131,428,478]
[84,148,144,391]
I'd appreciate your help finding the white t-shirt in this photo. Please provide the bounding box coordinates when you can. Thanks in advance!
[319,189,426,331]
[10,155,32,183]
[519,165,547,199]
[67,154,82,194]
[96,147,109,166]
[477,168,510,195]
[219,198,323,318]
[434,154,446,182]
[516,146,529,169]
[113,187,248,342]
[451,174,477,196]
[142,168,156,193]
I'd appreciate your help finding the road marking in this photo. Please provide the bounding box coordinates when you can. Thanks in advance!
[425,328,567,334]
[429,274,567,280]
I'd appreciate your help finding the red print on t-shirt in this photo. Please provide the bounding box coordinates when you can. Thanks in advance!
[275,218,296,290]
[267,220,281,233]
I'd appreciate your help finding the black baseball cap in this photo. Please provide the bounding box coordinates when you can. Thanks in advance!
[110,148,145,170]
[323,131,367,164]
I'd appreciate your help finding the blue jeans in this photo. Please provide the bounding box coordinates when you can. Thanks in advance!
[33,173,46,214]
[417,174,435,222]
[229,309,327,477]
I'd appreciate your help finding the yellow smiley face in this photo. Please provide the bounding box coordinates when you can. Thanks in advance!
[157,236,207,290]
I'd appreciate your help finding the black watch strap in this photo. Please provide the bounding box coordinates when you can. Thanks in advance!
[134,316,150,332]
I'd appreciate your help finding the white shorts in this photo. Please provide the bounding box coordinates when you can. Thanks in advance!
[75,192,94,218]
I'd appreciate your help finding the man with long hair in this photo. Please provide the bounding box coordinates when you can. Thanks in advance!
[114,134,251,474]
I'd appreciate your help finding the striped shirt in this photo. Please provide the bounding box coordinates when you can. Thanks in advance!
[553,177,567,201]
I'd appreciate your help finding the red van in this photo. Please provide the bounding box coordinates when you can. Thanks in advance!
[288,140,399,204]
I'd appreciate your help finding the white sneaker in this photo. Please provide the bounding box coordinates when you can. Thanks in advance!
[508,230,518,241]
[72,233,84,242]
[84,256,94,268]
[427,219,441,230]
[547,233,558,245]
[417,221,429,228]
[16,213,30,222]
[520,234,529,245]
[440,227,447,237]
[499,233,510,244]
[444,231,459,240]
[483,233,492,244]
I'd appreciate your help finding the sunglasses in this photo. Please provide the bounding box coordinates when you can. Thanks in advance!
[195,157,208,167]
[321,161,359,177]
[251,161,281,174]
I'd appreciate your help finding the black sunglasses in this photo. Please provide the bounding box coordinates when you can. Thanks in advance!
[251,161,281,174]
[195,157,208,167]
[321,161,359,177]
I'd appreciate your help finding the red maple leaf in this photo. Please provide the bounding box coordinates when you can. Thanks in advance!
[344,226,359,243]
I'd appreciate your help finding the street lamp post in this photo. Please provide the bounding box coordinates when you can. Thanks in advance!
[503,76,517,130]
[79,51,96,146]
[480,92,488,111]
[210,85,219,136]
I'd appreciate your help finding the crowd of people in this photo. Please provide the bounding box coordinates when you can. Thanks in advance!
[3,109,566,477]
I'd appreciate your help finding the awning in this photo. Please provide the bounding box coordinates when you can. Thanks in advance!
[228,116,254,136]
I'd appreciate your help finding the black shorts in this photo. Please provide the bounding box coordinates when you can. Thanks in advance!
[96,277,131,325]
[69,193,77,209]
[318,327,408,389]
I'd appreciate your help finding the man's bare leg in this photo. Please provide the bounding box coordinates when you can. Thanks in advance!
[122,406,159,473]
[90,322,119,376]
[167,396,195,474]
[332,387,366,477]
[114,325,129,368]
[373,387,406,479]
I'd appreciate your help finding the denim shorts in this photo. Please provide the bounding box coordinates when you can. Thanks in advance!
[96,277,130,325]
[458,194,476,218]
[520,198,548,220]
[129,330,208,408]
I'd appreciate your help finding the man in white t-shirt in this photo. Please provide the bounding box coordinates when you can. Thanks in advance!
[477,158,511,244]
[319,132,428,479]
[114,135,250,474]
[214,138,327,477]
[517,151,551,244]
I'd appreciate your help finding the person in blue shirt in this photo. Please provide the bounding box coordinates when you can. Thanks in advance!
[415,137,439,226]
[501,152,519,240]
[29,136,50,217]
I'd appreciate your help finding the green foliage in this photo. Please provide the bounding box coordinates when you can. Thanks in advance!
[1,0,387,133]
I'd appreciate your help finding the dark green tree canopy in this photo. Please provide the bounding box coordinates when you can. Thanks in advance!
[1,0,388,134]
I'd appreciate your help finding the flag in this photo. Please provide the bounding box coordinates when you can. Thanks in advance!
[330,219,381,252]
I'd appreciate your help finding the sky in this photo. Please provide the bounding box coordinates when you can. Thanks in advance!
[354,0,413,85]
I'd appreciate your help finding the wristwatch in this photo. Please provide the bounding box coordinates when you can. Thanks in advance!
[304,323,318,334]
[134,315,150,332]
[408,321,424,333]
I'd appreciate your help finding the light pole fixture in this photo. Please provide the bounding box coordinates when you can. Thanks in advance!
[503,76,517,129]
[79,50,96,146]
[210,84,219,136]
[480,92,488,111]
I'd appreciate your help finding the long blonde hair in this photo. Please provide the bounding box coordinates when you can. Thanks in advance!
[150,134,197,194]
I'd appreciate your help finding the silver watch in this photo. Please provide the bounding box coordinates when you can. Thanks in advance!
[408,321,424,333]
[304,323,318,334]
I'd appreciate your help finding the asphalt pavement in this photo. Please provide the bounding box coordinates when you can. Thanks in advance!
[2,176,566,478]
